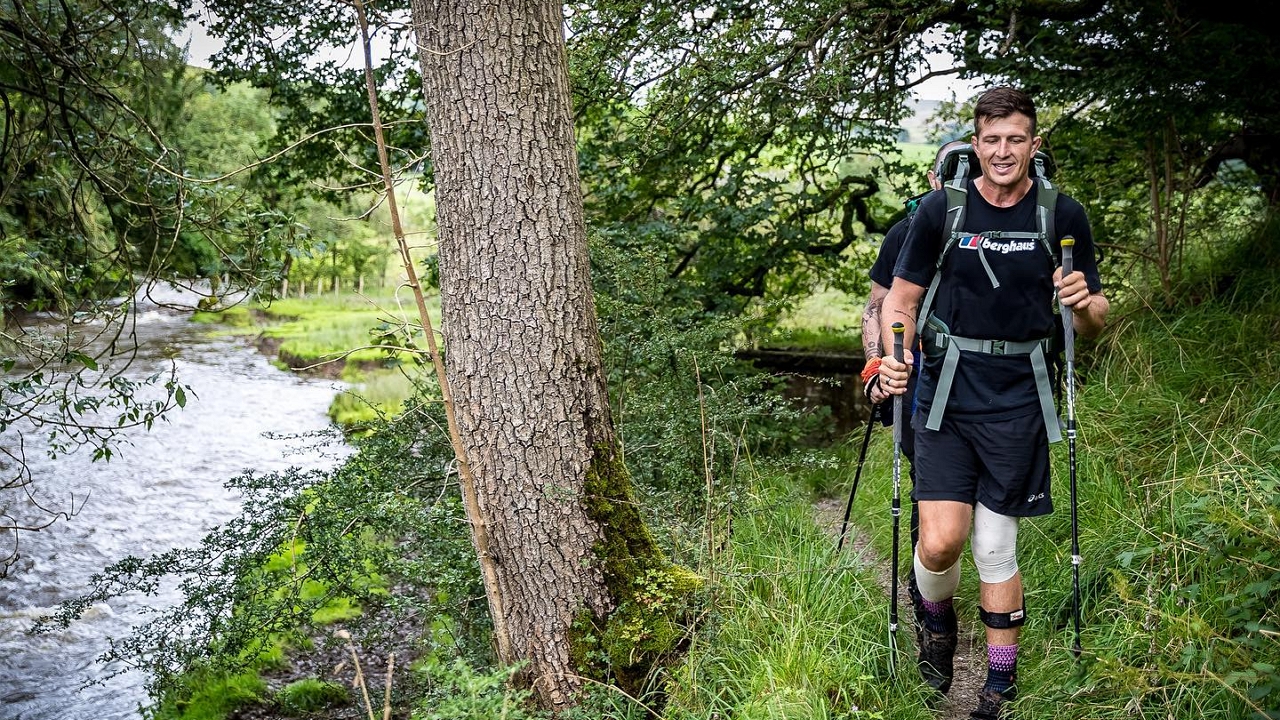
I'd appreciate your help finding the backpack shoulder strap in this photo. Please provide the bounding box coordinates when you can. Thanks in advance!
[1034,175,1059,265]
[916,174,969,330]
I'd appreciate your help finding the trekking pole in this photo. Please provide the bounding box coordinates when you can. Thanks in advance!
[1060,236,1083,660]
[837,402,879,552]
[888,322,905,677]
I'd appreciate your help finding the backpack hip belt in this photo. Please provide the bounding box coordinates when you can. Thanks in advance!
[921,320,1062,443]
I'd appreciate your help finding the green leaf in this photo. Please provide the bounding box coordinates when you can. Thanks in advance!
[65,351,98,371]
[175,386,187,408]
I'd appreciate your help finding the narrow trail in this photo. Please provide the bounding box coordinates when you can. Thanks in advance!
[814,496,984,720]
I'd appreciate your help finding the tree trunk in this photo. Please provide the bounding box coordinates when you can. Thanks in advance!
[410,1,675,709]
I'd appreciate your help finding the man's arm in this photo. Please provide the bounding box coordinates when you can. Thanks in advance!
[878,278,927,395]
[862,281,890,403]
[862,281,889,360]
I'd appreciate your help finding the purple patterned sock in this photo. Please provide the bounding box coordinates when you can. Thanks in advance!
[920,596,954,633]
[985,643,1018,693]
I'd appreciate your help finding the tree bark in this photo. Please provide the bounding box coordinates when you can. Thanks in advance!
[410,1,667,709]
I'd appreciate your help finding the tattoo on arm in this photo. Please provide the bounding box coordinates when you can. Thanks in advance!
[863,297,884,359]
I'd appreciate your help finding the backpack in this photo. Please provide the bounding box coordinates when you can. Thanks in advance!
[913,143,1068,442]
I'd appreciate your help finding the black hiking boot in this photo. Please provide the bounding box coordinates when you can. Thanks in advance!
[914,602,957,694]
[969,684,1018,720]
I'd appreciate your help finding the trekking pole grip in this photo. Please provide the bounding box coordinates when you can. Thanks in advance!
[891,322,905,441]
[1061,235,1075,280]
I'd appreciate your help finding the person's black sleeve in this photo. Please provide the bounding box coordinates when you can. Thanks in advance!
[870,218,909,288]
[1057,195,1103,292]
[893,189,947,287]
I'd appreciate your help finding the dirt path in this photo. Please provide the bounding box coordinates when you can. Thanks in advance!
[814,496,984,720]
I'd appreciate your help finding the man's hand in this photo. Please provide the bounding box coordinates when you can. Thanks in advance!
[1053,267,1110,338]
[865,374,889,404]
[878,349,913,396]
[1054,268,1093,311]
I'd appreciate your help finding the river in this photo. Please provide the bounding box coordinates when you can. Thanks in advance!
[0,288,350,720]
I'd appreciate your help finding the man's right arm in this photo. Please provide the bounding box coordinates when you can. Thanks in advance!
[878,278,926,395]
[862,282,889,361]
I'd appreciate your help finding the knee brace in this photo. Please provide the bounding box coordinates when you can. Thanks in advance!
[913,548,960,602]
[971,503,1020,585]
[979,601,1027,629]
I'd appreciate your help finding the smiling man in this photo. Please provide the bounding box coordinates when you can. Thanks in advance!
[876,87,1109,718]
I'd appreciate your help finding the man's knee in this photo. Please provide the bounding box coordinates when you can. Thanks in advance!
[917,533,965,570]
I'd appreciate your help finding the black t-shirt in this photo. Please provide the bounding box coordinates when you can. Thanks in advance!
[870,216,909,289]
[893,180,1102,420]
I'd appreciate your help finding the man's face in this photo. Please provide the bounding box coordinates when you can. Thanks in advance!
[972,113,1041,191]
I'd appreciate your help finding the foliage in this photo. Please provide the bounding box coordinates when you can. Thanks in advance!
[192,0,428,205]
[590,233,831,564]
[411,660,543,720]
[943,0,1280,198]
[567,1,938,319]
[921,0,1280,301]
[276,678,350,715]
[0,1,315,571]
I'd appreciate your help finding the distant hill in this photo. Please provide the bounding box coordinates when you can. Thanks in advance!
[900,99,944,144]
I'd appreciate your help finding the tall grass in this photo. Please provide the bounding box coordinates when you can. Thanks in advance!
[662,465,934,720]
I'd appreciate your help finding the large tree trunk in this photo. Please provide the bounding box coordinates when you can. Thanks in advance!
[410,0,671,709]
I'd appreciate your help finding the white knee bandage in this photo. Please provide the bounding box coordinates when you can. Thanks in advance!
[971,503,1020,584]
[913,548,960,602]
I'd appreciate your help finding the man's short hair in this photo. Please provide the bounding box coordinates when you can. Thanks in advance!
[973,86,1038,136]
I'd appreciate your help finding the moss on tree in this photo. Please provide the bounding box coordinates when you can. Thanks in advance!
[571,444,703,697]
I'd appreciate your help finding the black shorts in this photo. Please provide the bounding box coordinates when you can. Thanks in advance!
[912,411,1052,517]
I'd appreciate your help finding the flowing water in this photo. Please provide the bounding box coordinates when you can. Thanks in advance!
[0,288,350,720]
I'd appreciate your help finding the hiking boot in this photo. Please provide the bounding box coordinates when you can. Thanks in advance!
[969,685,1018,720]
[914,604,957,694]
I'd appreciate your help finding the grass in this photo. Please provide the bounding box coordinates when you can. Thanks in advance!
[195,289,442,428]
[277,678,350,715]
[660,465,936,720]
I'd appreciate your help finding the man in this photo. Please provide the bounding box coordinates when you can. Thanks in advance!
[861,139,969,597]
[878,87,1109,719]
